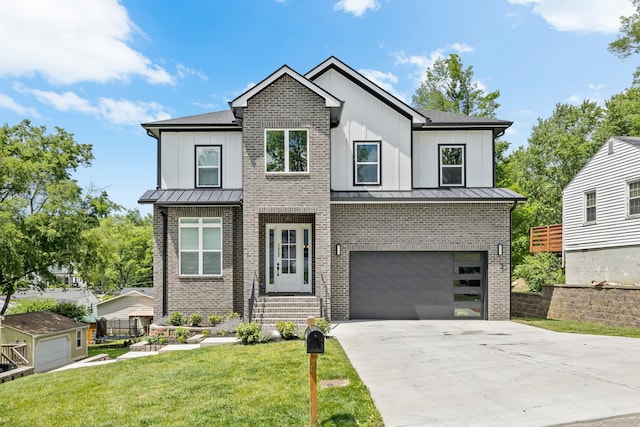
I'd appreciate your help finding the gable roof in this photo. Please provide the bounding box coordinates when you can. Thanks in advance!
[306,56,428,126]
[3,311,87,336]
[120,287,154,298]
[230,64,343,126]
[96,290,153,307]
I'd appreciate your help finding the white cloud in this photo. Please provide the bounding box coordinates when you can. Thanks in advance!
[507,0,634,34]
[359,69,398,91]
[15,84,97,113]
[0,93,39,117]
[449,43,474,53]
[333,0,380,17]
[0,0,173,85]
[176,64,208,81]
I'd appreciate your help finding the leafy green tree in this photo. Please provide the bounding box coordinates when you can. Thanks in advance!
[78,210,153,293]
[0,120,112,315]
[609,0,640,84]
[595,86,640,142]
[412,54,500,117]
[7,298,88,321]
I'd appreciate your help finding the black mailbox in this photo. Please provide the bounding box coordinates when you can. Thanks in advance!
[305,325,325,354]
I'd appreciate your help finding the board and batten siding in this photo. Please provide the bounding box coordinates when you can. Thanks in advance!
[563,138,640,251]
[160,131,243,189]
[312,68,412,191]
[413,130,494,188]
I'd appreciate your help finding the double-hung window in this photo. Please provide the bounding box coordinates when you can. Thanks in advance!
[629,180,640,217]
[179,218,222,276]
[585,191,596,223]
[354,141,380,185]
[196,146,221,187]
[76,330,82,348]
[265,129,308,173]
[440,145,465,186]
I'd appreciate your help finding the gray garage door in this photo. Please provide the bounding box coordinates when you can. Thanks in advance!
[349,251,486,320]
[36,335,70,372]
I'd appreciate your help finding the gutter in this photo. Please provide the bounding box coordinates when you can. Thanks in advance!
[160,207,169,317]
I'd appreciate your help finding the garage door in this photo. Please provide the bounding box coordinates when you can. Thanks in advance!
[349,251,486,320]
[36,336,70,372]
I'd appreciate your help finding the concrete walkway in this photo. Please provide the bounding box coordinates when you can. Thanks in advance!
[332,320,640,427]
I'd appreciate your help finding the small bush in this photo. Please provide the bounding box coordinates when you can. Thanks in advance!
[168,311,185,326]
[202,329,211,337]
[211,317,242,336]
[315,317,331,335]
[208,314,222,326]
[236,322,263,344]
[258,329,273,343]
[513,252,565,292]
[226,312,240,321]
[189,313,203,326]
[175,327,190,344]
[275,321,298,340]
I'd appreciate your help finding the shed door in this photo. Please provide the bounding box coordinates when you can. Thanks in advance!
[349,251,486,320]
[36,335,70,372]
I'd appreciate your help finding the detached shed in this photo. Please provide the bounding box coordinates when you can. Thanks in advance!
[1,311,88,372]
[97,290,153,337]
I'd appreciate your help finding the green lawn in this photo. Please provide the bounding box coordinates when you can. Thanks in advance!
[88,343,131,359]
[0,339,382,427]
[512,317,640,338]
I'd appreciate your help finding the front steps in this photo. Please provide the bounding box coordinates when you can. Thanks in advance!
[252,296,322,330]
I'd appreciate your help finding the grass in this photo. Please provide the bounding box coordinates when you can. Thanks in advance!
[0,339,382,427]
[88,345,130,359]
[512,317,640,338]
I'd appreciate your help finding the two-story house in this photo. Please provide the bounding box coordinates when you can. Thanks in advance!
[139,57,525,323]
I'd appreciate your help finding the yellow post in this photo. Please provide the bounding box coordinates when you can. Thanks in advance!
[308,317,318,426]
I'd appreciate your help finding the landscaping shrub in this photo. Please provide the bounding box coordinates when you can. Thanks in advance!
[208,314,222,326]
[275,321,298,339]
[226,312,240,320]
[175,327,190,344]
[202,329,211,337]
[189,313,203,326]
[513,252,565,292]
[315,317,331,335]
[212,317,242,336]
[236,322,263,344]
[168,311,185,326]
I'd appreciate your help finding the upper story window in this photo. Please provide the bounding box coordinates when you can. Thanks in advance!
[196,146,221,187]
[179,218,222,276]
[354,141,380,185]
[265,129,308,173]
[629,180,640,217]
[585,190,596,223]
[439,145,465,187]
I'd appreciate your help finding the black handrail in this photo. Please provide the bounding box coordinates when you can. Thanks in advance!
[319,272,326,318]
[247,271,258,322]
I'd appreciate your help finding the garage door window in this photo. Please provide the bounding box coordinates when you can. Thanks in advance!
[453,253,483,318]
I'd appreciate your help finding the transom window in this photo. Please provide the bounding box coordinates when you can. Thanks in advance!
[265,129,308,173]
[440,145,465,186]
[585,191,596,223]
[196,146,221,187]
[354,141,380,185]
[179,218,222,276]
[629,181,640,216]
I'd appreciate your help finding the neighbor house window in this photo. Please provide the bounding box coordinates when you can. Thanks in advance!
[354,141,380,185]
[629,180,640,216]
[440,145,465,186]
[265,129,308,173]
[179,218,222,276]
[585,191,596,223]
[196,146,221,187]
[76,330,82,348]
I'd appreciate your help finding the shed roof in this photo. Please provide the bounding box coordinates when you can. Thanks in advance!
[331,188,526,203]
[3,311,87,336]
[138,189,243,205]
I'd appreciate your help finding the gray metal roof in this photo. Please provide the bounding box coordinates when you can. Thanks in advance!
[142,110,238,128]
[331,188,526,203]
[138,189,243,205]
[417,109,512,128]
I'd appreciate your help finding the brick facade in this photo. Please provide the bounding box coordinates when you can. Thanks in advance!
[330,203,512,320]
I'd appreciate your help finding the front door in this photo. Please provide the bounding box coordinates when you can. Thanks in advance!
[266,224,312,293]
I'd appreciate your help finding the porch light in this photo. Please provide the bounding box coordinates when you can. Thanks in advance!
[335,244,341,256]
[497,244,503,256]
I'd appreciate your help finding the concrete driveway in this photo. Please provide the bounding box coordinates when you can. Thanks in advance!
[332,320,640,427]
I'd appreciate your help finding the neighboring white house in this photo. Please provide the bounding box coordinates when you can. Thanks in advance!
[563,136,640,285]
[96,290,154,336]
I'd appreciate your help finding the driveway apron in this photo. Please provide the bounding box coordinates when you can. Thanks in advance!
[332,320,640,427]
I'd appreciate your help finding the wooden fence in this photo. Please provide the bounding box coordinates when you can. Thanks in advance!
[529,224,562,253]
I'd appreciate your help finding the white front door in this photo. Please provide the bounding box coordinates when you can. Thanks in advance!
[266,224,312,293]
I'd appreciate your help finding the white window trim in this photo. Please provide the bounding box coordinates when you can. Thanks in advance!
[439,145,465,187]
[76,330,82,349]
[264,129,309,174]
[628,180,640,218]
[584,190,596,224]
[179,218,223,277]
[354,141,381,185]
[195,146,221,188]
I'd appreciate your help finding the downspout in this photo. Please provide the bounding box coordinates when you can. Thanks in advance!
[509,201,518,285]
[159,206,168,317]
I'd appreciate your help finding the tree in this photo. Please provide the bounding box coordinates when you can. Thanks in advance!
[78,210,153,294]
[609,0,640,84]
[412,53,500,117]
[595,86,640,141]
[0,120,112,315]
[7,298,88,321]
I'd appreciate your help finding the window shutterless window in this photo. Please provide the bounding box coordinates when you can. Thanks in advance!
[585,191,596,223]
[439,145,465,186]
[179,218,222,276]
[354,141,381,185]
[629,181,640,216]
[196,146,221,187]
[76,330,82,348]
[265,129,308,173]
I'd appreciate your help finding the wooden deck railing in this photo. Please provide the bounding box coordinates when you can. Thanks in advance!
[1,343,29,367]
[529,224,563,253]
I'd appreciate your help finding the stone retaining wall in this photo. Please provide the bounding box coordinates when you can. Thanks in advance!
[511,284,640,328]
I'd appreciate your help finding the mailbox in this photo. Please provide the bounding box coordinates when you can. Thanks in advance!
[305,325,325,354]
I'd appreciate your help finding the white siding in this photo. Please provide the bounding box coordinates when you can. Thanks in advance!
[160,131,242,189]
[413,130,494,188]
[563,138,640,251]
[313,69,412,191]
[97,294,153,320]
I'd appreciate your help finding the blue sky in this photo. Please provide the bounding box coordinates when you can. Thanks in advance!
[0,0,637,213]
